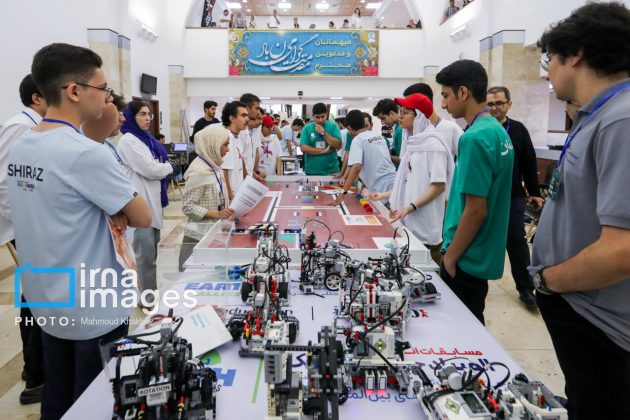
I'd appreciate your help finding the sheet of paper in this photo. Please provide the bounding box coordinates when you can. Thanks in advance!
[342,215,382,226]
[230,175,269,218]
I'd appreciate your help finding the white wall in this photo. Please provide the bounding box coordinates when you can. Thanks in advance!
[0,0,174,139]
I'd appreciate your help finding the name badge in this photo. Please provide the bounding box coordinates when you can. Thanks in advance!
[548,168,561,200]
[316,140,326,149]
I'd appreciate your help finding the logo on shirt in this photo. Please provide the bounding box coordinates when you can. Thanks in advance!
[7,164,44,181]
[16,180,35,192]
[501,139,514,156]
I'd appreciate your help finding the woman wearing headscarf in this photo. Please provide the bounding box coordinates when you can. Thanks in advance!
[117,100,173,303]
[179,124,234,270]
[369,93,453,264]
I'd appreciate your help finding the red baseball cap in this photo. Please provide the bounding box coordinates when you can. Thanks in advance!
[394,93,433,119]
[261,115,275,127]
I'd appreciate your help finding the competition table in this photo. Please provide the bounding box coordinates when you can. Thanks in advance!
[184,176,436,270]
[63,176,523,419]
[63,269,523,420]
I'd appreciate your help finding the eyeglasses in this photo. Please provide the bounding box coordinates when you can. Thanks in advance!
[540,53,555,72]
[398,109,416,117]
[137,111,154,120]
[486,101,508,108]
[62,82,114,100]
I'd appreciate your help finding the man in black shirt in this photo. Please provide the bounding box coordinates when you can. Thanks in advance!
[487,86,544,309]
[191,100,220,141]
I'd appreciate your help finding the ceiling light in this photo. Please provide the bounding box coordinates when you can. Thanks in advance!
[259,96,271,100]
[316,3,329,9]
[279,2,291,9]
[247,8,251,11]
[330,96,343,100]
[226,2,241,8]
[360,0,365,2]
[380,16,384,19]
[366,2,381,9]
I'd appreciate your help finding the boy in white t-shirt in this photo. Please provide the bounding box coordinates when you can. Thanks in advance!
[369,94,454,263]
[220,101,249,199]
[258,116,282,176]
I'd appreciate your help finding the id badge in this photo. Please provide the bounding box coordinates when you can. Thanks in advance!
[316,140,326,149]
[548,168,561,200]
[218,191,226,211]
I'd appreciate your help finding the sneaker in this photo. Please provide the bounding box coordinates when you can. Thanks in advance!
[519,290,538,310]
[19,384,43,405]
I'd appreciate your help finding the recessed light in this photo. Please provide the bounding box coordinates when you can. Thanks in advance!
[226,2,242,8]
[330,97,343,100]
[366,2,381,9]
[315,3,329,9]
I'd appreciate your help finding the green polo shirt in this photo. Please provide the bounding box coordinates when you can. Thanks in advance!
[300,121,342,175]
[441,116,514,280]
[344,133,355,152]
[392,124,403,168]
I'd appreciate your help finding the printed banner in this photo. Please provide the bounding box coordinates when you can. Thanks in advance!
[228,30,379,76]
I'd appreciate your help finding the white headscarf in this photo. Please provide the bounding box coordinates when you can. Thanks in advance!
[390,111,454,212]
[184,124,229,191]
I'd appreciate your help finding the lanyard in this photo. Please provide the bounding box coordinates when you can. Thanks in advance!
[22,111,37,125]
[503,117,511,133]
[105,141,124,165]
[464,109,489,131]
[198,156,223,194]
[558,83,630,167]
[42,118,80,134]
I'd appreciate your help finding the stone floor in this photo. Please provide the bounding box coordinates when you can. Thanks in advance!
[0,192,565,419]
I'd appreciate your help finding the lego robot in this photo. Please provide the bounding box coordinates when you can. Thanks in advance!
[227,225,299,357]
[264,324,348,420]
[108,315,218,420]
[299,233,353,292]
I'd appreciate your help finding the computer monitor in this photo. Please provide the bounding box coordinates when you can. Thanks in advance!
[173,143,188,153]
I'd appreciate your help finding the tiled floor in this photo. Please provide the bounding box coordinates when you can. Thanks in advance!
[0,194,565,418]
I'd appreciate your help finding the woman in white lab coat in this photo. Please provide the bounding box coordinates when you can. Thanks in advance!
[117,100,173,303]
[179,124,234,270]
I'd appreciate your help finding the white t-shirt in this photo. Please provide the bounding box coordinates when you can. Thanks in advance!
[347,130,396,195]
[280,125,294,156]
[351,14,362,28]
[0,108,41,244]
[268,15,281,28]
[399,146,449,245]
[117,133,173,229]
[434,118,463,158]
[258,136,283,176]
[241,127,262,175]
[221,131,245,194]
[7,126,136,339]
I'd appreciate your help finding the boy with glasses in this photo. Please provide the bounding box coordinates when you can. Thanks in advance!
[7,43,151,419]
[486,86,543,309]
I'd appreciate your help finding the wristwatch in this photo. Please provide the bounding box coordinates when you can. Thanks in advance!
[532,267,555,295]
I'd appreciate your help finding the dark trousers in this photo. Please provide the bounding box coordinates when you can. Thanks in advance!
[13,238,44,388]
[440,262,489,325]
[537,293,630,420]
[20,296,44,387]
[506,197,534,293]
[41,323,128,420]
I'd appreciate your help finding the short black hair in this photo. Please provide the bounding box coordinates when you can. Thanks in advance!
[335,117,345,125]
[156,133,165,140]
[345,110,365,131]
[128,100,149,117]
[372,98,397,116]
[31,43,103,107]
[273,113,280,119]
[239,93,261,107]
[436,59,488,104]
[312,102,327,115]
[19,74,43,107]
[487,86,511,102]
[292,118,305,127]
[538,2,630,77]
[111,93,126,112]
[362,112,372,126]
[403,83,434,102]
[203,100,218,109]
[221,100,246,127]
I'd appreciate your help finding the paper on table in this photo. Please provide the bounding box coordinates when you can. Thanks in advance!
[230,175,269,218]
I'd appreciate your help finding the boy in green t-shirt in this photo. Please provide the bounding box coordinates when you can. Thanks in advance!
[299,102,342,175]
[373,98,403,168]
[436,59,514,325]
